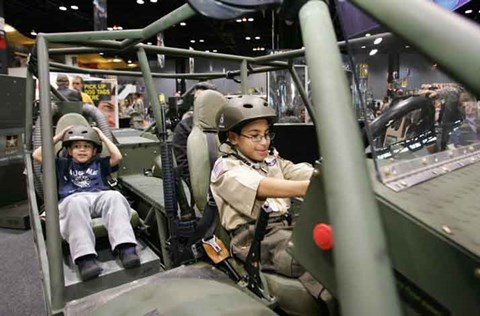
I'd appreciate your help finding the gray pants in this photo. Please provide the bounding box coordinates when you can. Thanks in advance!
[59,190,137,261]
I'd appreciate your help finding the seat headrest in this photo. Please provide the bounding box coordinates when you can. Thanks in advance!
[192,90,227,132]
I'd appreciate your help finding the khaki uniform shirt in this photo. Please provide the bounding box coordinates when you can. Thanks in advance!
[210,149,313,231]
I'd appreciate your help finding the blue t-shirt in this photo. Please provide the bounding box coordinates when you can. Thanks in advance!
[56,156,112,200]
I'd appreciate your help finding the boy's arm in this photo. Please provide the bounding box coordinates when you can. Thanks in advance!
[93,127,122,167]
[32,125,73,163]
[257,177,310,199]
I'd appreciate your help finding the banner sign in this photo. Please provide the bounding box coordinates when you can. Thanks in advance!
[83,79,118,128]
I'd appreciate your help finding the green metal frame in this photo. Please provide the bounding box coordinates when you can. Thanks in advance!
[25,0,480,314]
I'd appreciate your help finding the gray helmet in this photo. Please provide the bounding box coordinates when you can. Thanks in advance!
[62,125,102,151]
[195,81,217,91]
[217,95,277,134]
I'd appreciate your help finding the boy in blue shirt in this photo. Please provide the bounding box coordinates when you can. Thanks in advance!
[33,125,139,281]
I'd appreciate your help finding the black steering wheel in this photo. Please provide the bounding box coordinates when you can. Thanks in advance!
[363,96,437,155]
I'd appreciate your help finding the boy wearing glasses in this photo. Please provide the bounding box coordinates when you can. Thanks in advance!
[211,95,313,278]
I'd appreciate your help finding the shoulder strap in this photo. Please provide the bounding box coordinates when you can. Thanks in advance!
[206,132,218,169]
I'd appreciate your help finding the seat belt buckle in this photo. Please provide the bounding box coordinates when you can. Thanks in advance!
[107,177,118,188]
[202,235,230,264]
[202,235,222,253]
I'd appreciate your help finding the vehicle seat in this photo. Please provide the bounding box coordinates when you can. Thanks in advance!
[51,113,141,238]
[185,92,320,315]
[187,90,227,212]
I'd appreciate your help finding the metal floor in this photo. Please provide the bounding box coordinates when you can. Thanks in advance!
[0,227,47,316]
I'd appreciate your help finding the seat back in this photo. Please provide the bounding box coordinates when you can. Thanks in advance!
[186,90,227,212]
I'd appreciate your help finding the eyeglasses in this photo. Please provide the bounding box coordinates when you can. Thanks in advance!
[240,132,275,143]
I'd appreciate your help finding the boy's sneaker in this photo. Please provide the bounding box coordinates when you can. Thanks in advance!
[117,244,140,269]
[76,255,102,281]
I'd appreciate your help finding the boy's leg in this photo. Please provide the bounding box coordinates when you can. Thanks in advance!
[59,193,97,261]
[92,190,137,251]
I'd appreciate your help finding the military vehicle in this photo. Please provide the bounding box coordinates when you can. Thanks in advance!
[20,0,479,315]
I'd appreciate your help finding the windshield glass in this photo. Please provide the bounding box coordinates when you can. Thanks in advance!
[336,1,479,190]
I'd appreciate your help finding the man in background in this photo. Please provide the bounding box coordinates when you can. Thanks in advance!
[72,76,94,105]
[56,74,82,102]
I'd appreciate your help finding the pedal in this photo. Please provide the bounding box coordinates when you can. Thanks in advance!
[202,235,230,264]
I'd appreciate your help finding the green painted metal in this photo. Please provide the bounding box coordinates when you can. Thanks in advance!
[142,4,196,44]
[290,166,336,290]
[48,47,105,55]
[49,62,285,84]
[37,34,66,312]
[43,29,143,43]
[24,154,53,315]
[50,61,228,80]
[298,1,401,315]
[24,69,34,148]
[141,44,288,68]
[293,161,480,314]
[241,60,248,94]
[337,32,392,48]
[119,4,196,49]
[137,47,164,134]
[350,0,480,96]
[120,175,174,268]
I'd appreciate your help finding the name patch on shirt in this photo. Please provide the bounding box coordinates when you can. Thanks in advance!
[265,157,277,167]
[212,159,223,179]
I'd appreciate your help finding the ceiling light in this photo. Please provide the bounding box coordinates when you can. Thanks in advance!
[147,42,152,45]
[128,63,137,68]
[99,52,104,56]
[365,33,371,37]
[245,36,251,40]
[70,5,79,10]
[248,18,254,22]
[369,49,378,56]
[253,48,257,51]
[212,49,217,53]
[117,26,123,30]
[137,0,144,4]
[180,22,187,26]
[59,6,67,11]
[236,19,242,23]
[199,39,204,43]
[465,9,473,14]
[205,50,210,52]
[242,18,247,22]
[361,45,366,48]
[255,36,260,40]
[150,0,158,2]
[190,40,196,43]
[112,58,122,63]
[405,45,410,48]
[128,60,132,64]
[373,37,383,45]
[30,30,37,36]
[4,24,15,33]
[107,27,113,31]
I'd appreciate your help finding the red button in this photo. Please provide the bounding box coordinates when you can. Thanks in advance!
[313,223,333,250]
